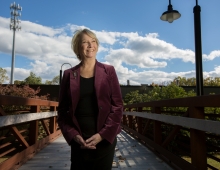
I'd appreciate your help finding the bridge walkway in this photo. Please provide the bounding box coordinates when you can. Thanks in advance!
[18,130,173,170]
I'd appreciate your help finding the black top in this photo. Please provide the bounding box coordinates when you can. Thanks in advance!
[71,76,117,168]
[75,76,98,139]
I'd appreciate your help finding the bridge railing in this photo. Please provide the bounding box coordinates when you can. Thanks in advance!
[0,95,61,170]
[122,94,220,170]
[1,94,220,170]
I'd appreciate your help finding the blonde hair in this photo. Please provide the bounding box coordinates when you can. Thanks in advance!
[71,29,99,61]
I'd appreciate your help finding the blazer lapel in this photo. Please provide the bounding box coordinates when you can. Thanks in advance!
[70,65,80,113]
[94,61,104,99]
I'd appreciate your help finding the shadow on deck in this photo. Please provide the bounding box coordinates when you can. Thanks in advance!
[18,130,173,170]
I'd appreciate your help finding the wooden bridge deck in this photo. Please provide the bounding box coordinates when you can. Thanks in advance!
[18,130,173,170]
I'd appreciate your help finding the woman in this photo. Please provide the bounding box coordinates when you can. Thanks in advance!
[57,28,123,170]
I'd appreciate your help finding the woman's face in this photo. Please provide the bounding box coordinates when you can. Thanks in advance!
[80,33,98,60]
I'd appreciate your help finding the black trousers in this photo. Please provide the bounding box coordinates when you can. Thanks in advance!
[70,138,116,170]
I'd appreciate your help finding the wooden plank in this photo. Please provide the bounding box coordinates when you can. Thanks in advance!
[189,107,207,170]
[137,117,142,134]
[29,120,39,145]
[49,117,56,133]
[18,131,173,170]
[0,142,11,149]
[142,119,151,135]
[121,124,196,170]
[137,107,143,134]
[152,107,162,145]
[0,147,16,157]
[162,126,181,148]
[128,115,133,129]
[1,106,29,148]
[0,106,6,116]
[41,120,50,135]
[162,110,189,148]
[122,115,126,126]
[0,130,62,170]
[10,126,29,148]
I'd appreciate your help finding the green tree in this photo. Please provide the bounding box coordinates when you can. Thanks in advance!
[124,90,143,104]
[45,75,59,85]
[173,76,196,86]
[24,72,42,85]
[14,80,25,85]
[173,76,220,86]
[45,80,52,85]
[124,83,196,105]
[0,67,9,84]
[160,83,189,99]
[204,77,220,86]
[145,86,162,101]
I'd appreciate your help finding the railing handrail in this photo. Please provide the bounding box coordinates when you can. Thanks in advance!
[122,94,220,170]
[0,111,58,128]
[0,95,60,170]
[123,111,220,135]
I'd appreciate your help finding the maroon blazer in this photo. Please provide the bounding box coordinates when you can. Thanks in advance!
[57,60,123,145]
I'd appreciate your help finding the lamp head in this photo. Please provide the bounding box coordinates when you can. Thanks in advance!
[160,3,181,23]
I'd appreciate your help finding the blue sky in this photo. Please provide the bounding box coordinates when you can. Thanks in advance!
[0,0,220,85]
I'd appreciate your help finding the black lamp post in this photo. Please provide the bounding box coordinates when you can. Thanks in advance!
[161,0,204,96]
[193,0,204,96]
[60,63,72,85]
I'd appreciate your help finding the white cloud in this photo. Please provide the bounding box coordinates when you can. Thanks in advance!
[203,50,220,61]
[21,20,64,37]
[203,66,220,78]
[0,16,220,85]
[95,31,118,45]
[4,67,30,83]
[105,48,167,69]
[124,33,195,63]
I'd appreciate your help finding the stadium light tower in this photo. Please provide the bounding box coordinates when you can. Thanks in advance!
[10,2,22,84]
